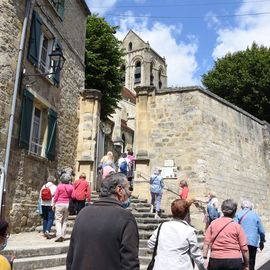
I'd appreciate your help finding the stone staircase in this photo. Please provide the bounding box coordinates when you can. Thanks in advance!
[3,193,204,270]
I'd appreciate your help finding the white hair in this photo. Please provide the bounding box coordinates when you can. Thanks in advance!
[241,200,253,209]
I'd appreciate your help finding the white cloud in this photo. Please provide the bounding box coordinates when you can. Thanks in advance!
[86,0,117,16]
[115,12,199,86]
[212,1,270,59]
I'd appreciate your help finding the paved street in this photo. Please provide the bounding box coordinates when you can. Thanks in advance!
[4,231,270,269]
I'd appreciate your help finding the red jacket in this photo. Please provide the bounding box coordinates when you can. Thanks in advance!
[72,178,91,202]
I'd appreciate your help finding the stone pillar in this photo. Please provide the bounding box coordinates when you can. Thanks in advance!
[76,89,102,186]
[111,107,123,152]
[134,86,156,179]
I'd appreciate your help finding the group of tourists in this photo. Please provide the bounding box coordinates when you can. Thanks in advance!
[148,167,266,270]
[39,171,90,242]
[98,150,135,188]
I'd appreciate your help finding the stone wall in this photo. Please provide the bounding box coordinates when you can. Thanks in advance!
[134,86,270,230]
[0,0,89,232]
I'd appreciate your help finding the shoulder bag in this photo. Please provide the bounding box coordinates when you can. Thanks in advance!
[147,222,164,270]
[211,220,233,249]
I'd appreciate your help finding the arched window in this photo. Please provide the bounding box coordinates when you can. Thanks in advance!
[122,133,126,152]
[128,42,132,51]
[120,64,126,84]
[150,62,154,85]
[134,61,141,84]
[158,68,163,89]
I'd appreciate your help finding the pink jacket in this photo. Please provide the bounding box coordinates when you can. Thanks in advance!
[54,183,73,204]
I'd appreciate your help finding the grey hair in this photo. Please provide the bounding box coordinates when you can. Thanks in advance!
[153,168,161,175]
[100,173,127,197]
[60,172,71,184]
[241,200,253,209]
[221,199,237,217]
[47,175,55,182]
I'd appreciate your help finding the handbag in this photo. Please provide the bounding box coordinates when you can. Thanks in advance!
[147,222,164,270]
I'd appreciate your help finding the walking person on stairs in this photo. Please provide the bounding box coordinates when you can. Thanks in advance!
[149,168,164,219]
[39,175,57,239]
[53,173,73,242]
[148,199,206,270]
[235,200,265,270]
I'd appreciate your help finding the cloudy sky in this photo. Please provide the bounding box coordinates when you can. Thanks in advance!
[85,0,270,87]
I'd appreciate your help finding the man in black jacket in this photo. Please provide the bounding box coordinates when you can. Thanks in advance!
[66,172,140,270]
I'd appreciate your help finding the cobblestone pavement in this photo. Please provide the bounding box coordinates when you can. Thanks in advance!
[4,231,270,269]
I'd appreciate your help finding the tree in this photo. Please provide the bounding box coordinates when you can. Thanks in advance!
[202,43,270,122]
[85,15,124,121]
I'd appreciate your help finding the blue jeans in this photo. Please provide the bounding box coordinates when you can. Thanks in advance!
[42,205,54,233]
[150,192,162,212]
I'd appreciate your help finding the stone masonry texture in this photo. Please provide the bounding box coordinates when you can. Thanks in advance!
[0,0,89,232]
[134,86,270,231]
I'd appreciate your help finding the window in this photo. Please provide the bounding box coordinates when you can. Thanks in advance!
[19,89,57,160]
[128,42,132,51]
[150,62,154,85]
[50,0,65,18]
[39,34,54,74]
[29,107,42,156]
[158,68,163,89]
[28,11,62,87]
[120,64,126,84]
[134,61,141,84]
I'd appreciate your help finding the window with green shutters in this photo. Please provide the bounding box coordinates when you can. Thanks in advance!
[19,89,57,161]
[27,10,63,87]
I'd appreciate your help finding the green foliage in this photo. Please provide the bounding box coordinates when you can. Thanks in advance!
[85,15,124,120]
[202,43,270,122]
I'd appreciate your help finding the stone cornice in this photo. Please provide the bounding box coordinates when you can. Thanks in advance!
[80,89,102,100]
[135,86,156,96]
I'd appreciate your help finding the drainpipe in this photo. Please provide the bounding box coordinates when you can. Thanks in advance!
[0,0,32,216]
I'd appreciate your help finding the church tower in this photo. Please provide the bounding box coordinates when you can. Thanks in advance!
[121,30,167,92]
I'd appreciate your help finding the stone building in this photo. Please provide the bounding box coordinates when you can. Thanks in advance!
[133,86,270,230]
[98,30,168,161]
[0,0,90,232]
[121,30,167,92]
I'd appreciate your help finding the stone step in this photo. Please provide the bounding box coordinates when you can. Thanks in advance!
[139,255,151,265]
[135,207,151,212]
[36,267,66,270]
[3,244,69,259]
[13,253,67,270]
[136,217,171,224]
[132,202,151,208]
[139,247,152,256]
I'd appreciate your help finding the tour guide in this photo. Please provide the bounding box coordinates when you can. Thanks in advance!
[66,172,140,270]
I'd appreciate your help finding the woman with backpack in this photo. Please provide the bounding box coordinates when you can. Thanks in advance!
[53,173,73,242]
[39,176,57,239]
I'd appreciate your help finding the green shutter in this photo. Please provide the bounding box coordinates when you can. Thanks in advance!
[46,109,57,161]
[28,11,43,65]
[57,0,65,19]
[19,89,34,149]
[52,42,62,87]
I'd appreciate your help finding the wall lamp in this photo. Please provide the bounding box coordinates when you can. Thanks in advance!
[23,46,66,78]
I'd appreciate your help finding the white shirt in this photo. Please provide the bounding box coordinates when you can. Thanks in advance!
[148,219,206,270]
[39,181,57,206]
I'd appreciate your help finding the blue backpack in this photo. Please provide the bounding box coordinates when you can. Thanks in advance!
[120,160,128,175]
[207,205,220,222]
